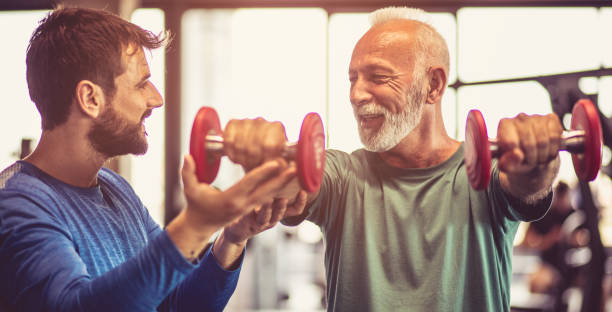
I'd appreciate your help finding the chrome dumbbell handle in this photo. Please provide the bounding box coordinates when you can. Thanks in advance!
[489,130,586,158]
[204,134,298,159]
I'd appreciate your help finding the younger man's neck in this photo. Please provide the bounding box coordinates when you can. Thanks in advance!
[25,128,107,188]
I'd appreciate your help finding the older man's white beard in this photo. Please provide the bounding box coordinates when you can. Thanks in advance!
[354,95,424,152]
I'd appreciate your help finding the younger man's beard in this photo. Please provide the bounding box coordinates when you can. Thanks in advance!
[88,105,151,158]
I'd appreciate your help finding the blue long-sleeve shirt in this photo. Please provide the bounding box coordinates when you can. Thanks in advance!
[0,161,242,311]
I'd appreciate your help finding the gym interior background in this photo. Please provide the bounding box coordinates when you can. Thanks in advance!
[1,0,612,311]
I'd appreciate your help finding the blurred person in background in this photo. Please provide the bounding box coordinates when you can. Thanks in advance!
[524,181,593,311]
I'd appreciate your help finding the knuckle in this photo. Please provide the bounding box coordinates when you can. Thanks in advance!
[254,117,266,127]
[498,118,511,128]
[246,142,257,154]
[497,134,516,148]
[272,121,286,135]
[263,137,282,153]
[262,141,277,155]
[235,144,247,156]
[550,133,562,145]
[535,137,547,148]
[499,136,515,147]
[497,119,515,136]
[242,118,253,128]
[549,116,563,132]
[522,140,536,150]
[516,112,528,120]
[548,113,560,123]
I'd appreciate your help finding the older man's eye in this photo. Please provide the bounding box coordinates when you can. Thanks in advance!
[372,75,391,84]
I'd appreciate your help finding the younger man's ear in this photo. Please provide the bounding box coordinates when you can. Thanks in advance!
[75,80,105,118]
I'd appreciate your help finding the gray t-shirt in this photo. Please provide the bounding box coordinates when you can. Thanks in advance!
[292,144,550,312]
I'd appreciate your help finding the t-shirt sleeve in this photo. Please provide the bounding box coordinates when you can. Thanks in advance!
[281,149,351,229]
[305,150,352,230]
[0,192,197,312]
[487,165,552,225]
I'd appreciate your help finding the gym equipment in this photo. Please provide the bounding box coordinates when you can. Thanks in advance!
[464,99,602,190]
[190,107,326,192]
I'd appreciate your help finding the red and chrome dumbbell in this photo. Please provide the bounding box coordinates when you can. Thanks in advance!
[189,107,326,192]
[464,99,603,190]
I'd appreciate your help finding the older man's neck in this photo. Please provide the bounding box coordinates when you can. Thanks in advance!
[379,123,460,169]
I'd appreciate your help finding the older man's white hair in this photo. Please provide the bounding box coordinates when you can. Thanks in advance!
[369,7,434,28]
[368,6,450,77]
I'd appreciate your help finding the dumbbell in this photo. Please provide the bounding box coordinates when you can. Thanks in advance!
[465,99,602,190]
[189,107,326,192]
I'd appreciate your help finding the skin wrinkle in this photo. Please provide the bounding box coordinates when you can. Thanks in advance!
[386,77,405,98]
[349,24,428,152]
[346,17,459,169]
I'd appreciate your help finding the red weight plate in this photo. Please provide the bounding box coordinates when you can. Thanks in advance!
[464,110,491,190]
[190,107,222,183]
[571,99,602,181]
[297,113,326,192]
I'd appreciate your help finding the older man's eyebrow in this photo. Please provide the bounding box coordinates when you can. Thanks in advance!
[367,63,394,71]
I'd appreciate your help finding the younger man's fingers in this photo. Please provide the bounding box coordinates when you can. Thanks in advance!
[270,198,289,224]
[256,202,273,225]
[181,155,200,191]
[231,159,284,194]
[247,166,297,206]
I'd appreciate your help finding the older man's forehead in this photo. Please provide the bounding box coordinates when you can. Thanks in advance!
[368,25,419,45]
[355,30,416,56]
[356,22,419,53]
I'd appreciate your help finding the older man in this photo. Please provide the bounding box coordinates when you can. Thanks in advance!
[223,7,561,312]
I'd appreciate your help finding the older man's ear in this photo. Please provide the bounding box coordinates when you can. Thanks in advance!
[425,67,447,105]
